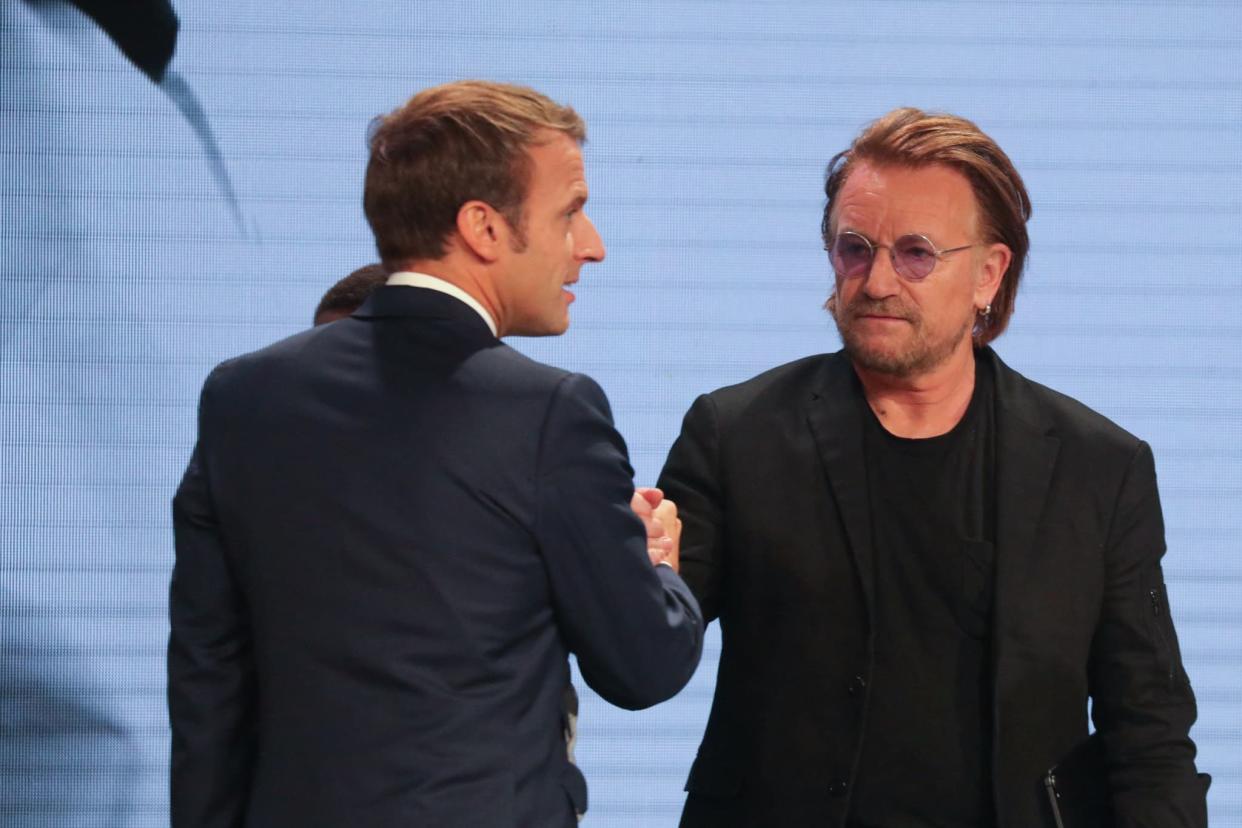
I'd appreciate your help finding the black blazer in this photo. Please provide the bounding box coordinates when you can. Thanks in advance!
[657,348,1206,828]
[168,287,703,827]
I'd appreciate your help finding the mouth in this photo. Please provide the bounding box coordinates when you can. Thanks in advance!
[855,313,909,323]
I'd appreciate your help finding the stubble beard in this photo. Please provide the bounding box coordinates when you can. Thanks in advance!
[830,294,973,378]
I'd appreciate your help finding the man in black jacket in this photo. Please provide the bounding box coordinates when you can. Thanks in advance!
[168,80,703,828]
[658,108,1207,827]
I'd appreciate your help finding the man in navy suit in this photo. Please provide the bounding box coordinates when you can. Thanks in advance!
[168,80,704,828]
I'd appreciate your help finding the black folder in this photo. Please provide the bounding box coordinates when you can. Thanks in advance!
[1042,734,1112,828]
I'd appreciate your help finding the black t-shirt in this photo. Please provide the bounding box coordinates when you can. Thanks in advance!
[847,362,997,828]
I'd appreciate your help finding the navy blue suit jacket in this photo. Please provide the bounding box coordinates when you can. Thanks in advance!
[168,286,703,827]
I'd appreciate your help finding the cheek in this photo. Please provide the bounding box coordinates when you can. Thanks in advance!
[836,276,859,302]
[919,284,974,329]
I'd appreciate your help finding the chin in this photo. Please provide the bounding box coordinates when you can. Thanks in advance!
[840,328,918,375]
[516,319,571,338]
[846,345,921,377]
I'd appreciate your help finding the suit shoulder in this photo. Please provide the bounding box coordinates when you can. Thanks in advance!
[484,342,574,388]
[996,359,1145,460]
[199,326,325,392]
[703,352,838,415]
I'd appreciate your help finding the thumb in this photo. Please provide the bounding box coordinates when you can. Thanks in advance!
[630,490,654,517]
[636,486,664,508]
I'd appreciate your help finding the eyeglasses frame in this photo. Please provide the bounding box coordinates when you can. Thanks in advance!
[828,230,977,282]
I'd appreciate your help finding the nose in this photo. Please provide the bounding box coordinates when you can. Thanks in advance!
[577,214,605,263]
[861,245,900,299]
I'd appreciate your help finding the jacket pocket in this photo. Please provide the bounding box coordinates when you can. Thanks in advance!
[1142,565,1188,689]
[685,752,743,798]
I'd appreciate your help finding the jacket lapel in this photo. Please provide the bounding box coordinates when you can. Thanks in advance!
[805,354,876,617]
[986,349,1061,812]
[988,348,1060,641]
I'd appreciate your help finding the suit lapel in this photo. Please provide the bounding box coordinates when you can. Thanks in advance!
[985,350,1061,813]
[805,354,876,617]
[989,349,1060,641]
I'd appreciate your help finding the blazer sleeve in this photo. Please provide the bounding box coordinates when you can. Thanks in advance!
[655,393,726,623]
[534,373,703,710]
[167,372,257,828]
[1088,440,1208,827]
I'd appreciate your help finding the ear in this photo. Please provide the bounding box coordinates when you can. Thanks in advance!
[454,200,509,263]
[974,242,1011,309]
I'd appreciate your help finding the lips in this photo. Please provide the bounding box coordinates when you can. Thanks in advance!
[855,312,910,323]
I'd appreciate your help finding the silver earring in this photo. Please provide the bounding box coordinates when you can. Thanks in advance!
[980,303,992,316]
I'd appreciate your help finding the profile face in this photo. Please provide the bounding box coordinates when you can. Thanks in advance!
[500,131,605,337]
[828,161,1005,377]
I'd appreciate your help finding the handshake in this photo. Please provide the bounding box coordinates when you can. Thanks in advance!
[630,487,682,572]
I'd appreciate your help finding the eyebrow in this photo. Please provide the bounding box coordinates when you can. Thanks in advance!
[839,227,936,243]
[837,226,875,241]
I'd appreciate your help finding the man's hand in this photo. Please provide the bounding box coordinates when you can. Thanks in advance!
[631,487,682,572]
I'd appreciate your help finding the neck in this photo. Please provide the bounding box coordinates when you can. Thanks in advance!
[399,257,506,334]
[853,340,979,439]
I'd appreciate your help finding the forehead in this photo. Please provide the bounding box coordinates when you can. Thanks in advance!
[833,160,978,238]
[525,131,586,198]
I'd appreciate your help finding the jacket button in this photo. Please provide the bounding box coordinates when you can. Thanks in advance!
[829,780,849,796]
[847,675,867,697]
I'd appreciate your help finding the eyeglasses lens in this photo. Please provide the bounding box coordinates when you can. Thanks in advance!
[831,233,944,281]
[893,235,938,280]
[831,233,873,278]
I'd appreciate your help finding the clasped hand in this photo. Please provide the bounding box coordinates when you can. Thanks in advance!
[629,487,682,572]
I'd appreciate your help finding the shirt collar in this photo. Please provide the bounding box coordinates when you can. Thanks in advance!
[385,271,498,337]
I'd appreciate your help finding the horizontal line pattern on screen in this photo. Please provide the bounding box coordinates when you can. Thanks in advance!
[12,65,1242,90]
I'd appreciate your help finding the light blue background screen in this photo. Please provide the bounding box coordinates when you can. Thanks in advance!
[3,1,1240,824]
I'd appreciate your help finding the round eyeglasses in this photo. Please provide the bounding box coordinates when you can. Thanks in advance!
[828,231,975,282]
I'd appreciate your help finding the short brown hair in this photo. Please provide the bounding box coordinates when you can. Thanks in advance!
[363,80,586,268]
[821,108,1032,346]
[313,263,388,324]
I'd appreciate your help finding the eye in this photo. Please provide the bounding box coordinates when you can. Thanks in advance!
[834,234,871,259]
[896,237,936,262]
[830,234,873,277]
